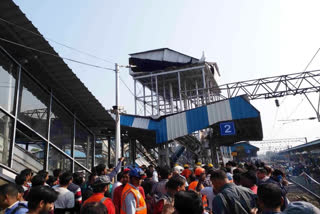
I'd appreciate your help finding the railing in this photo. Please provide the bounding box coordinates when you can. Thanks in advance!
[289,172,320,200]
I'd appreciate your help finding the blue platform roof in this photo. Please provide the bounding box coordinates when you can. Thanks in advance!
[120,96,262,145]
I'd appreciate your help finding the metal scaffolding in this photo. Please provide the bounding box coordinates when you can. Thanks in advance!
[132,63,220,116]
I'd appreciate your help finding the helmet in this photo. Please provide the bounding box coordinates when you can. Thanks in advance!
[173,166,184,174]
[183,164,189,168]
[196,162,202,166]
[208,163,213,168]
[195,167,205,176]
[129,167,146,179]
[174,163,180,167]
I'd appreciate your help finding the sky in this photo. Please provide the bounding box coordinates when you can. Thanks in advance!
[12,0,320,153]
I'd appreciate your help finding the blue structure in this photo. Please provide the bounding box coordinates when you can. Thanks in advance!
[120,96,261,144]
[230,142,260,161]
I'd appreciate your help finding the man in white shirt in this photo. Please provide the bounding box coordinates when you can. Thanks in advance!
[53,172,74,209]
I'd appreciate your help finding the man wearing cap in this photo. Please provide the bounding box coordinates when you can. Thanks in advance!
[113,169,146,214]
[120,167,147,214]
[188,167,208,209]
[83,175,115,214]
[181,164,192,180]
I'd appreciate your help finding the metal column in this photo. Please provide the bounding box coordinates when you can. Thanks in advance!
[195,81,199,107]
[9,65,21,168]
[202,68,207,104]
[155,76,160,116]
[169,83,174,113]
[177,72,183,111]
[71,115,76,172]
[107,136,111,166]
[143,85,146,116]
[163,81,167,115]
[134,80,137,115]
[151,77,154,115]
[184,80,188,110]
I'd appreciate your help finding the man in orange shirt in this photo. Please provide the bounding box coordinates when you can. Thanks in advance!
[82,175,115,214]
[181,164,192,180]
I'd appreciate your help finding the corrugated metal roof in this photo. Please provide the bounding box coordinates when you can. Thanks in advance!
[120,96,262,145]
[0,0,114,130]
[279,139,320,154]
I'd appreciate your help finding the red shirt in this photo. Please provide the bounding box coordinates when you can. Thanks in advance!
[83,193,115,214]
[181,169,192,179]
[250,185,258,194]
[113,185,145,214]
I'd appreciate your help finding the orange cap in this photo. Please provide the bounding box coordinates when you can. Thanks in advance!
[195,167,205,176]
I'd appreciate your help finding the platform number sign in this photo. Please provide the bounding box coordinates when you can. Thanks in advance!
[220,122,236,136]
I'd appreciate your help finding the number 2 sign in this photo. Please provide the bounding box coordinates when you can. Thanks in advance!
[220,122,236,136]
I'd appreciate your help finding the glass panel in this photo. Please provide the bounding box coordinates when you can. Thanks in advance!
[18,71,49,137]
[75,123,92,170]
[95,138,108,165]
[0,51,17,113]
[0,111,13,166]
[50,101,73,154]
[48,145,71,174]
[12,122,45,173]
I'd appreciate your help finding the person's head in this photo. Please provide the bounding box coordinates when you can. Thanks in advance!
[27,186,58,214]
[159,167,172,180]
[257,168,268,180]
[32,174,46,187]
[165,175,186,194]
[20,168,33,182]
[47,176,58,187]
[174,191,203,214]
[92,176,111,193]
[282,201,320,214]
[73,172,85,186]
[88,173,98,185]
[194,167,205,178]
[129,167,146,187]
[272,169,285,182]
[240,170,257,188]
[148,165,154,172]
[264,165,272,176]
[108,164,114,170]
[80,202,108,214]
[59,172,73,187]
[38,170,49,182]
[257,183,283,211]
[183,164,189,169]
[16,185,24,201]
[15,174,27,186]
[145,169,153,179]
[121,171,130,185]
[233,173,242,185]
[95,164,107,176]
[0,183,19,209]
[209,170,229,192]
[53,169,62,178]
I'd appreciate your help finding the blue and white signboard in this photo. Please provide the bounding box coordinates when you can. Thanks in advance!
[220,122,236,136]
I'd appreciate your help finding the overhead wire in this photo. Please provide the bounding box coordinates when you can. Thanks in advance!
[0,17,115,64]
[283,48,320,119]
[0,17,154,116]
[0,37,115,71]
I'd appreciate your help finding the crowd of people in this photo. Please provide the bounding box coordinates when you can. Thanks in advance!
[0,158,320,214]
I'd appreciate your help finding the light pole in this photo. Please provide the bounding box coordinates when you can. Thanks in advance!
[113,64,136,167]
[114,63,121,167]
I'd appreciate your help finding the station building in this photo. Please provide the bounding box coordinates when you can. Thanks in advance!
[0,0,119,182]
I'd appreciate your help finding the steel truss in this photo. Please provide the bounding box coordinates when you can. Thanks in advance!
[214,70,320,100]
[211,70,320,121]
